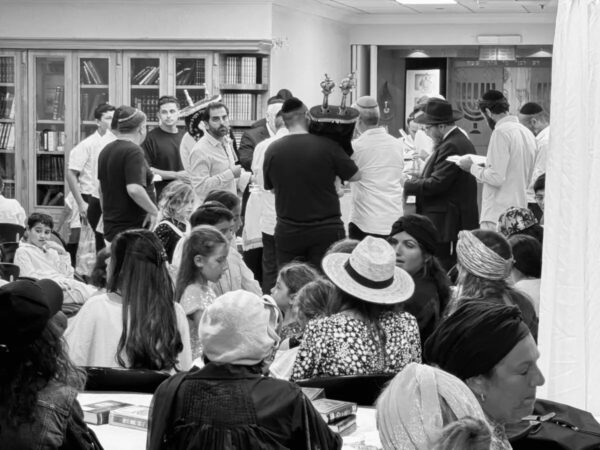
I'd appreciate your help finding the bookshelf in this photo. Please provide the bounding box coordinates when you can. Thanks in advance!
[124,53,167,128]
[0,54,18,199]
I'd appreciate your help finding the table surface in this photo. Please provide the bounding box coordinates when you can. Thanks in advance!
[79,392,382,450]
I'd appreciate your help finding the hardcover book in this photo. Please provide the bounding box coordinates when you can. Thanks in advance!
[301,387,325,401]
[81,400,132,425]
[108,405,150,431]
[328,414,357,435]
[311,398,358,424]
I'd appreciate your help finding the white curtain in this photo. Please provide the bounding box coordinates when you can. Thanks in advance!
[538,0,600,415]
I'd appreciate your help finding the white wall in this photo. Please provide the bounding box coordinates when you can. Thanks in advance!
[270,4,350,106]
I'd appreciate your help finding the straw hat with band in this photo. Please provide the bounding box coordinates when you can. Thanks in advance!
[413,98,463,125]
[322,236,415,304]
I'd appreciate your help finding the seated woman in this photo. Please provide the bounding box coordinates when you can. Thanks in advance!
[154,180,194,263]
[376,362,490,449]
[14,212,96,304]
[509,234,542,314]
[147,290,342,450]
[291,236,421,381]
[497,206,544,244]
[388,214,451,347]
[454,229,539,340]
[65,229,192,371]
[424,300,545,449]
[0,279,98,448]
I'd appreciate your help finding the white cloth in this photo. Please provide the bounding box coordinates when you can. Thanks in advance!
[188,133,237,207]
[414,129,434,158]
[350,127,405,235]
[470,115,536,225]
[252,128,288,236]
[514,278,541,314]
[68,130,116,198]
[538,0,600,416]
[64,293,192,371]
[0,194,26,226]
[179,132,197,172]
[527,126,550,201]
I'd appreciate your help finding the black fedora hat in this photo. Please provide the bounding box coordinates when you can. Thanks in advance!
[413,98,463,125]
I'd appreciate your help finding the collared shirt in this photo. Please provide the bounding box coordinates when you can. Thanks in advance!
[68,130,116,197]
[251,128,288,236]
[350,127,405,235]
[0,195,26,226]
[470,115,535,224]
[527,125,549,201]
[189,132,237,207]
[179,132,197,172]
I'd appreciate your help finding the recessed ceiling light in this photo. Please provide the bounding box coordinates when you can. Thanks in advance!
[396,0,456,4]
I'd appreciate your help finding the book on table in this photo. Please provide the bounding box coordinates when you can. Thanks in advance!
[328,414,357,435]
[81,400,132,425]
[108,405,150,431]
[311,398,358,424]
[301,387,325,401]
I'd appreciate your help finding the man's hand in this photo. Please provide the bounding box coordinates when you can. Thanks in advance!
[457,156,474,172]
[231,165,242,178]
[77,200,89,223]
[143,213,159,230]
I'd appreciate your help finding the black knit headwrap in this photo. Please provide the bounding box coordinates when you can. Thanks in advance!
[389,214,439,256]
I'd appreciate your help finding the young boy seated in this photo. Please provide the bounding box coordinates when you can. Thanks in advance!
[14,212,95,304]
[533,173,545,225]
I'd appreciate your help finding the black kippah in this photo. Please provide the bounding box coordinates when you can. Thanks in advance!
[481,90,506,102]
[281,97,305,113]
[519,102,544,115]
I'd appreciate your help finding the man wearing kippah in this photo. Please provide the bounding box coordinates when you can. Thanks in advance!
[518,102,549,221]
[457,90,535,230]
[348,96,405,240]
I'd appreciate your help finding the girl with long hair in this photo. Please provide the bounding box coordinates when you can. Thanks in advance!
[65,229,192,371]
[174,225,229,360]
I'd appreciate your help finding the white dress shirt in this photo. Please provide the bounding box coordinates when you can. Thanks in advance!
[527,126,549,201]
[68,130,116,198]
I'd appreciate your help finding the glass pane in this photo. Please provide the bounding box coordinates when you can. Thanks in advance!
[175,58,206,108]
[80,57,110,138]
[130,58,160,124]
[0,56,16,198]
[35,56,65,207]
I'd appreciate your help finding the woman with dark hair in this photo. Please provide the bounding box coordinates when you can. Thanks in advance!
[388,214,452,347]
[0,279,98,448]
[509,234,542,314]
[65,229,192,371]
[454,229,538,340]
[291,236,421,381]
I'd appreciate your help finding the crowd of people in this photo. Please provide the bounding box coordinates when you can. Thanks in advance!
[0,86,553,449]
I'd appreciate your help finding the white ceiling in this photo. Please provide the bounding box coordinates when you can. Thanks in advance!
[312,0,557,15]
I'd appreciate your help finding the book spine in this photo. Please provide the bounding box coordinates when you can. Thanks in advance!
[109,415,148,430]
[322,405,358,423]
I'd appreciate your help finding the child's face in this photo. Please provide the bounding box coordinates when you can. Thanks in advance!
[28,222,52,249]
[535,189,545,212]
[271,275,293,313]
[231,204,242,233]
[194,243,229,283]
[213,219,235,244]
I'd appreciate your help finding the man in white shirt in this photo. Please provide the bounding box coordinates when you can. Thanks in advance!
[458,90,535,229]
[349,96,405,239]
[518,102,549,221]
[0,175,26,227]
[66,103,116,251]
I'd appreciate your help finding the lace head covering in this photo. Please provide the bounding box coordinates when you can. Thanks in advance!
[376,363,488,450]
[456,230,512,280]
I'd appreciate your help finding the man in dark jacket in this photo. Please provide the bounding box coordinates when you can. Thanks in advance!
[403,98,479,270]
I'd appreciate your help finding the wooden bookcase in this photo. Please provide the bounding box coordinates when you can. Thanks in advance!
[9,48,269,218]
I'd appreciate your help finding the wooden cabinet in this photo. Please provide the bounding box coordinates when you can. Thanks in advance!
[0,51,22,200]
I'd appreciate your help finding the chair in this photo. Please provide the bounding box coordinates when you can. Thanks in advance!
[0,241,19,263]
[0,223,25,244]
[295,373,395,406]
[0,262,20,282]
[84,366,170,394]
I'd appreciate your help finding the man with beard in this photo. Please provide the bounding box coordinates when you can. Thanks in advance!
[403,98,478,270]
[189,102,243,206]
[458,90,535,230]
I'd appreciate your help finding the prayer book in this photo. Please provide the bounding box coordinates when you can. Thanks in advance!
[446,154,487,166]
[312,398,358,424]
[108,405,150,431]
[81,400,132,425]
[328,414,357,435]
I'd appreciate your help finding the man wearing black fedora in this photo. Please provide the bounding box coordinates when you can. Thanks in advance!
[403,98,479,270]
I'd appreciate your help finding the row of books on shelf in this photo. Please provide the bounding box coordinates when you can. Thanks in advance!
[176,60,205,85]
[80,60,105,85]
[223,56,259,84]
[81,388,357,436]
[132,66,160,85]
[133,95,160,119]
[1,92,15,119]
[37,130,66,152]
[222,93,257,121]
[0,58,15,84]
[38,187,64,207]
[81,92,108,121]
[0,123,15,149]
[37,154,65,181]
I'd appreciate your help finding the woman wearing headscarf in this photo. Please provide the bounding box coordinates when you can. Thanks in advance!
[376,362,491,450]
[147,290,341,450]
[291,236,421,381]
[453,229,538,340]
[424,300,546,450]
[388,214,451,347]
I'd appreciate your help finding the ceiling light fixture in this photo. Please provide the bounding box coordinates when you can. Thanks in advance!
[396,0,456,5]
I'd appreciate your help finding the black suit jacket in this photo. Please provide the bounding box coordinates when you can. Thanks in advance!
[404,128,479,242]
[238,125,270,171]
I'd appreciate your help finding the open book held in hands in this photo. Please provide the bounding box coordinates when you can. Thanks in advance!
[446,154,486,166]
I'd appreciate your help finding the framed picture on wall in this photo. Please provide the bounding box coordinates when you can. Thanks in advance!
[405,69,441,117]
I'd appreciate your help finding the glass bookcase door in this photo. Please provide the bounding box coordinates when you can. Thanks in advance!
[174,57,208,108]
[125,54,165,128]
[78,56,112,140]
[33,55,68,208]
[0,55,17,199]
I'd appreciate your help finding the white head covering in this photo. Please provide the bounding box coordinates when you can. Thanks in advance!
[376,363,489,450]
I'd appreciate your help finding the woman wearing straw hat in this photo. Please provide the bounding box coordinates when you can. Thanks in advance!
[291,236,421,381]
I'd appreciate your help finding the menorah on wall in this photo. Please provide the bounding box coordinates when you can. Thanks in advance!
[455,81,497,135]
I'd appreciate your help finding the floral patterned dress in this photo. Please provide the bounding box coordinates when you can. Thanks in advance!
[180,282,216,360]
[290,310,421,381]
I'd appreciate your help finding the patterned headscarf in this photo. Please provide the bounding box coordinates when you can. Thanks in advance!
[497,207,538,238]
[456,230,512,280]
[376,363,489,450]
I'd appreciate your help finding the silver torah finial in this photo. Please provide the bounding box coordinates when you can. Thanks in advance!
[339,72,356,114]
